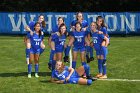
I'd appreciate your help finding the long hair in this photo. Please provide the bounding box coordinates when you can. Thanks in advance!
[34,22,41,37]
[58,17,64,23]
[38,14,46,28]
[76,12,84,21]
[58,23,67,36]
[96,16,107,30]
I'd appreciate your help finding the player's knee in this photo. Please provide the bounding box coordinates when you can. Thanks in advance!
[87,79,92,85]
[83,64,90,71]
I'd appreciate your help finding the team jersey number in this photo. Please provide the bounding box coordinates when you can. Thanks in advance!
[93,39,97,43]
[60,41,64,45]
[77,37,82,42]
[35,42,40,45]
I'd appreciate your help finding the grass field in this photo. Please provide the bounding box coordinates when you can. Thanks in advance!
[0,36,140,93]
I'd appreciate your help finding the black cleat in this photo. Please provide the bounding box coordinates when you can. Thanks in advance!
[90,57,94,61]
[63,56,69,63]
[87,75,98,81]
[48,63,52,70]
[86,55,90,63]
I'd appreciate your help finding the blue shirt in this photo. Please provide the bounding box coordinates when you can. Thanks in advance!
[52,66,79,80]
[71,20,88,28]
[30,32,43,50]
[51,33,66,49]
[71,30,88,48]
[90,31,105,50]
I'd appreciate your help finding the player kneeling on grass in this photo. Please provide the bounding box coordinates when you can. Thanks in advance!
[51,61,97,85]
[27,22,44,78]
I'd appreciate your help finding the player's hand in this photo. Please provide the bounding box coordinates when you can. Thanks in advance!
[65,76,70,82]
[82,28,87,31]
[98,31,103,34]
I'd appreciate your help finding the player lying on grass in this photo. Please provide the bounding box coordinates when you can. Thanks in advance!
[51,61,97,85]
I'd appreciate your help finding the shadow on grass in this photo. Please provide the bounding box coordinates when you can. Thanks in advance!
[40,80,51,83]
[0,72,51,77]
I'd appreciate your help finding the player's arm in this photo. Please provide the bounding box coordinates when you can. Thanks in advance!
[51,78,65,84]
[25,25,32,32]
[104,36,109,47]
[65,67,74,81]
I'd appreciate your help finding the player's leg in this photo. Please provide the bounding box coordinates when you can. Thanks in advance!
[25,38,31,64]
[28,52,34,78]
[89,42,94,61]
[72,50,78,69]
[56,52,63,61]
[80,50,86,66]
[40,41,45,55]
[34,54,40,78]
[78,78,92,85]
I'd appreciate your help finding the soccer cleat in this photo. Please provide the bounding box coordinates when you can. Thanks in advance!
[28,74,31,78]
[63,56,69,63]
[90,57,94,61]
[48,63,52,70]
[86,55,90,63]
[99,75,107,79]
[87,75,98,81]
[95,73,103,78]
[35,73,39,78]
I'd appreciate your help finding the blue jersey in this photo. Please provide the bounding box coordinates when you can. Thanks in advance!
[91,31,105,50]
[71,20,88,28]
[30,32,43,50]
[71,30,88,48]
[51,66,79,80]
[51,33,66,52]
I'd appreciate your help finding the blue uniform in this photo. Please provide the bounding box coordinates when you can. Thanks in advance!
[90,31,105,56]
[51,33,66,53]
[52,66,80,84]
[51,25,59,33]
[30,32,43,54]
[71,20,88,28]
[71,30,88,52]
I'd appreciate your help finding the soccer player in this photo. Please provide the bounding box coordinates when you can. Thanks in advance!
[50,23,67,71]
[65,22,90,69]
[27,22,44,78]
[90,22,109,79]
[51,61,96,85]
[25,14,46,64]
[48,17,65,70]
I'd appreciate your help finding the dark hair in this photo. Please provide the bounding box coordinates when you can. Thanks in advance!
[34,22,41,37]
[38,14,46,28]
[75,22,82,31]
[96,16,107,30]
[58,23,67,36]
[76,12,83,21]
[58,17,64,23]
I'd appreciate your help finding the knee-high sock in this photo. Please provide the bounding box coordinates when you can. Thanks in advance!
[28,64,32,74]
[52,60,56,71]
[102,46,108,59]
[82,62,86,66]
[98,59,103,73]
[102,59,107,75]
[35,64,39,73]
[83,64,90,76]
[65,46,71,56]
[26,48,30,59]
[49,50,55,64]
[72,61,76,69]
[40,48,45,55]
[90,46,93,58]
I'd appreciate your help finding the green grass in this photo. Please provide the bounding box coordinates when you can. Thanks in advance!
[0,36,140,93]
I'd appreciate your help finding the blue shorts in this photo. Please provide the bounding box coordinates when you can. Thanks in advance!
[68,78,79,84]
[73,47,86,52]
[55,46,64,53]
[30,48,40,54]
[95,49,103,56]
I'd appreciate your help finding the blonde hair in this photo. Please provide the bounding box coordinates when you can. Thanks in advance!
[56,61,65,73]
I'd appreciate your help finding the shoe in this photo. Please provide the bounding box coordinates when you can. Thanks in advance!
[28,74,31,78]
[63,56,69,63]
[95,74,103,78]
[48,63,52,70]
[99,75,107,79]
[87,75,98,81]
[35,73,39,78]
[90,57,94,61]
[86,55,90,63]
